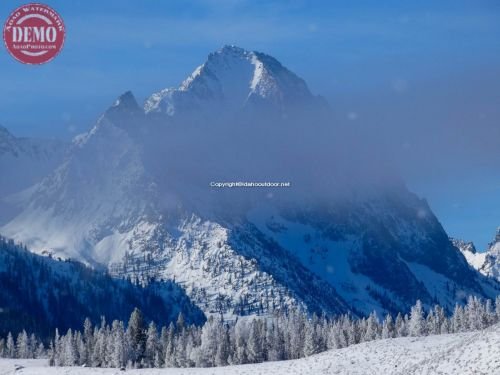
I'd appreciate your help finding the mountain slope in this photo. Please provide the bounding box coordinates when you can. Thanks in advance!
[0,126,66,225]
[1,46,498,319]
[243,191,498,315]
[482,228,500,280]
[1,91,351,317]
[0,236,205,339]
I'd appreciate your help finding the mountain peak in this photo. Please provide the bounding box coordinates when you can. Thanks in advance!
[450,237,477,254]
[488,227,500,251]
[455,229,500,281]
[144,46,323,116]
[488,227,500,249]
[215,44,249,56]
[102,91,142,122]
[81,91,144,141]
[481,227,500,281]
[112,91,140,110]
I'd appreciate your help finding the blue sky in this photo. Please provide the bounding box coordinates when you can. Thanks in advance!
[0,0,499,249]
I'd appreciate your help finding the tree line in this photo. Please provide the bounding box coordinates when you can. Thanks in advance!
[0,295,499,368]
[0,235,205,339]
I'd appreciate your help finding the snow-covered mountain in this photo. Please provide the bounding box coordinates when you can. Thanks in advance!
[0,125,66,225]
[452,229,500,281]
[144,45,326,118]
[0,125,66,194]
[450,238,487,271]
[482,228,500,280]
[1,46,498,319]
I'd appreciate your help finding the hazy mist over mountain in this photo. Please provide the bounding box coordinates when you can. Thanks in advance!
[2,45,498,321]
[1,0,498,248]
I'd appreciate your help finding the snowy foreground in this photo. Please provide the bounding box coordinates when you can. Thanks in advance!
[1,324,499,375]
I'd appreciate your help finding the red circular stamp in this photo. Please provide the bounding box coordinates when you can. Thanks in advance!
[3,3,65,65]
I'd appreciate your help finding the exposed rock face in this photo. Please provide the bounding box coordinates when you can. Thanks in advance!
[452,229,500,283]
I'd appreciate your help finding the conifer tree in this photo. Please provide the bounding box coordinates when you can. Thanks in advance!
[127,308,146,365]
[381,314,394,339]
[16,330,30,359]
[145,321,159,367]
[409,300,424,336]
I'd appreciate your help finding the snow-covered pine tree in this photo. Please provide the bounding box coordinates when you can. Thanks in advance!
[16,330,30,359]
[53,329,62,366]
[29,334,37,358]
[48,341,55,366]
[247,319,264,363]
[233,318,248,365]
[157,326,168,368]
[266,320,284,361]
[345,317,358,346]
[363,312,379,342]
[176,313,185,332]
[381,314,394,339]
[145,321,159,367]
[408,300,425,337]
[35,342,45,359]
[326,321,341,349]
[288,310,305,359]
[484,299,495,328]
[0,338,5,358]
[303,315,320,356]
[184,328,199,367]
[199,316,219,366]
[433,305,448,334]
[61,329,77,366]
[82,317,93,366]
[91,326,106,367]
[465,296,482,331]
[174,329,187,367]
[395,313,406,337]
[451,304,465,333]
[316,315,328,353]
[110,320,126,368]
[74,332,86,366]
[127,308,146,365]
[163,323,175,367]
[215,322,230,366]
